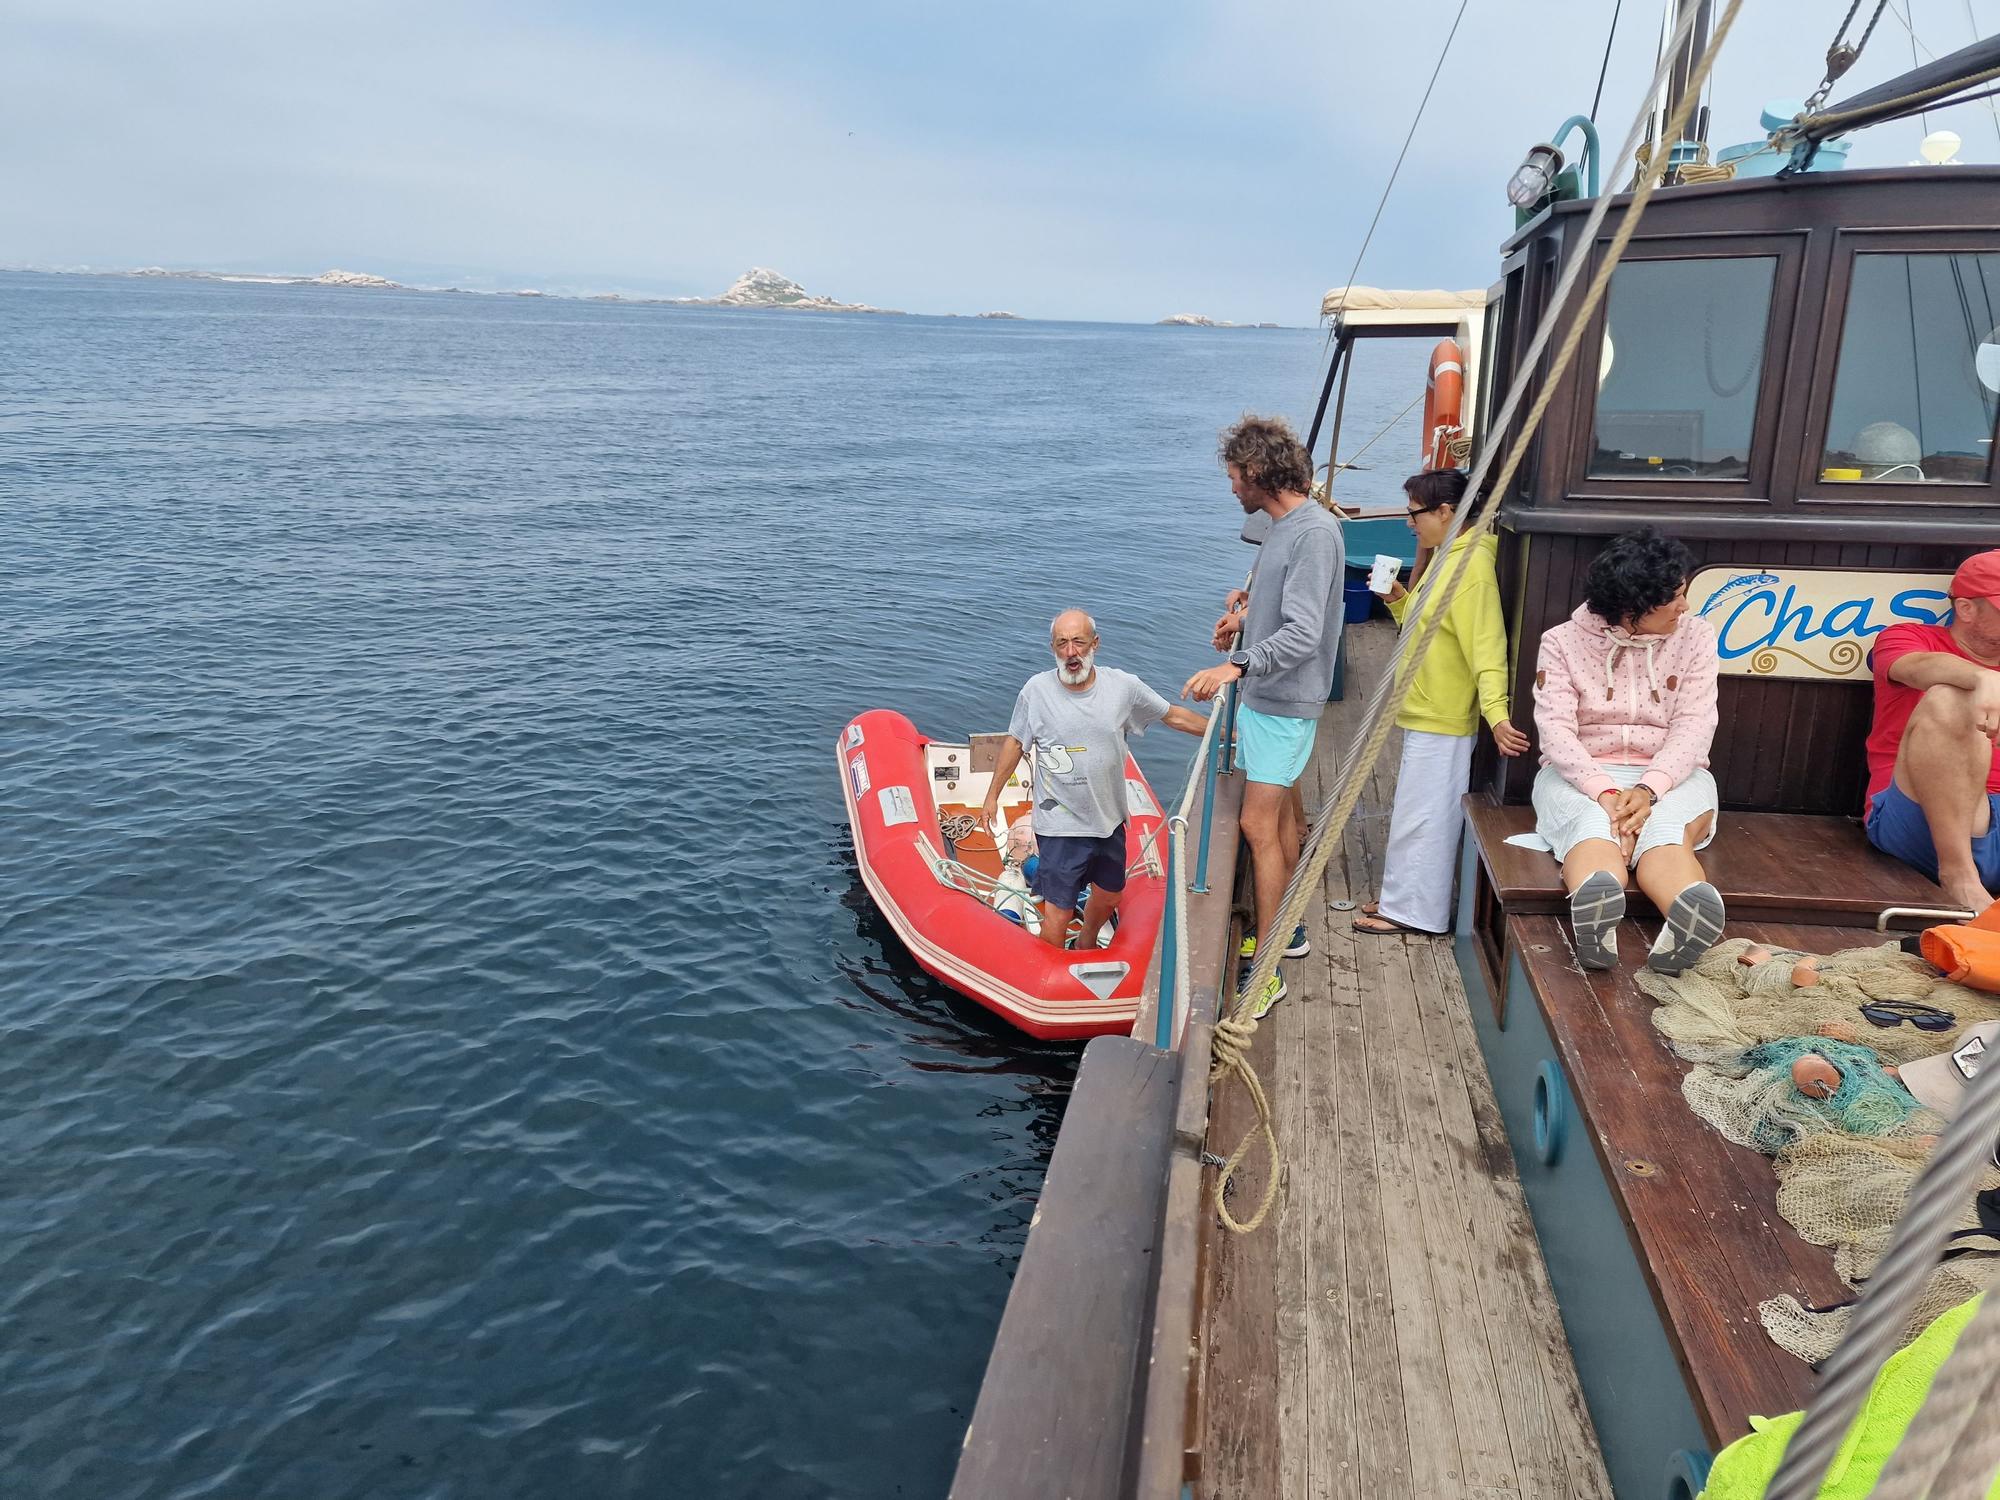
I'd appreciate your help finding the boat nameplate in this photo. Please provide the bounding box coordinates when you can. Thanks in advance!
[847,753,870,798]
[1690,564,1951,681]
[878,786,916,826]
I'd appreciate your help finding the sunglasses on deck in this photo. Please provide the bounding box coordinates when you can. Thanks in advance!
[1860,999,1958,1032]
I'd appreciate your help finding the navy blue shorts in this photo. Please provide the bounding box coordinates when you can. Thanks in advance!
[1036,826,1128,913]
[1866,780,2000,889]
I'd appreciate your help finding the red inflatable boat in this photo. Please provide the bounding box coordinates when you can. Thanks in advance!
[837,708,1167,1041]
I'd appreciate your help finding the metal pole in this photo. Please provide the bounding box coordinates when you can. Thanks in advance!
[1156,820,1186,1050]
[1192,691,1227,894]
[1302,331,1349,455]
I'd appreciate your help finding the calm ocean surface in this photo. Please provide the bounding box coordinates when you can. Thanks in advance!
[0,272,1422,1498]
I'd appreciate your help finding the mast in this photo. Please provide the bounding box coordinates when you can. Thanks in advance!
[1649,0,1715,152]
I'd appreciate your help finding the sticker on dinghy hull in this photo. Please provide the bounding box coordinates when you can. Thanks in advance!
[878,786,916,826]
[843,723,865,750]
[1069,960,1130,1000]
[1124,778,1158,818]
[847,753,870,799]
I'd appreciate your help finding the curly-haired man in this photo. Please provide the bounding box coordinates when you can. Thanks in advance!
[1183,415,1344,1016]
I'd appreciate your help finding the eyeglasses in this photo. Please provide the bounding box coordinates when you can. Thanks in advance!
[1860,999,1958,1032]
[1406,502,1444,517]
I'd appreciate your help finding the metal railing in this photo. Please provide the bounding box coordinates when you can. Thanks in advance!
[1154,677,1237,1050]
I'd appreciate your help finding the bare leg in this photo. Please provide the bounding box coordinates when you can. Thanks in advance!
[1241,780,1296,958]
[1632,844,1705,912]
[1038,901,1074,949]
[1893,684,1997,913]
[1561,838,1629,895]
[1075,885,1123,949]
[1636,812,1724,974]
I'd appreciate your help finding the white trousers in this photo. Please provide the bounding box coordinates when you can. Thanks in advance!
[1377,729,1475,934]
[1531,763,1719,865]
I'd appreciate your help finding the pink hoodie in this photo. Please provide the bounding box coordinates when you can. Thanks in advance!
[1532,603,1720,801]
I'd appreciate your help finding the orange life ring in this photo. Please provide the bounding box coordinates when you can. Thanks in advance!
[1422,337,1464,471]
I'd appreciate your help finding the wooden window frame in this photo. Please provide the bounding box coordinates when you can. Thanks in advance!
[1559,228,1809,507]
[1793,226,2000,512]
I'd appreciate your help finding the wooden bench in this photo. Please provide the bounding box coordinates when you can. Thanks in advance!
[1462,794,1948,1021]
[1456,796,1955,1475]
[1498,912,1861,1451]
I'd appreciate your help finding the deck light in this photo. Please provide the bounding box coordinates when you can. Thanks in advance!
[1919,129,1962,165]
[1506,144,1565,209]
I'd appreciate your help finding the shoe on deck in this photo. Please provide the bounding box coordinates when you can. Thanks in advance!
[1245,972,1288,1020]
[1239,924,1311,961]
[1648,882,1726,975]
[1569,871,1625,971]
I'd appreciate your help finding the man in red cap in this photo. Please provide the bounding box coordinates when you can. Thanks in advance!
[1864,551,2000,912]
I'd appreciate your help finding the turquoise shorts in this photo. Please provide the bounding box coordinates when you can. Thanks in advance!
[1235,705,1318,786]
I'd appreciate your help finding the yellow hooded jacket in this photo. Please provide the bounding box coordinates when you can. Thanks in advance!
[1383,532,1512,738]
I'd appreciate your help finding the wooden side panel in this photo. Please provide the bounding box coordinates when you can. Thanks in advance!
[1493,530,1983,813]
[950,1036,1179,1500]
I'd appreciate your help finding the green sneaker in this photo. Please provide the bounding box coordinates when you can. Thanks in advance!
[1237,933,1258,960]
[1246,972,1288,1020]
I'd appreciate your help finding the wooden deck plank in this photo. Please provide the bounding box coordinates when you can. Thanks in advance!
[1201,620,1608,1498]
[1414,939,1613,1500]
[1360,930,1468,1498]
[1381,934,1525,1495]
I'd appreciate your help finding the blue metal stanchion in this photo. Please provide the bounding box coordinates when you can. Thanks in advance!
[1156,825,1184,1051]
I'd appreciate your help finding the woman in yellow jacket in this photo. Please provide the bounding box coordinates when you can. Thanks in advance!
[1353,469,1529,935]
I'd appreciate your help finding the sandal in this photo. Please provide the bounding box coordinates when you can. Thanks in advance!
[1352,913,1445,937]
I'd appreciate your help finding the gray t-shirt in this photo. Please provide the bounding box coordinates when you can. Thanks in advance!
[1006,666,1170,838]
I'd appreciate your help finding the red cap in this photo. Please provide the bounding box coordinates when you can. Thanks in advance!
[1952,551,2000,605]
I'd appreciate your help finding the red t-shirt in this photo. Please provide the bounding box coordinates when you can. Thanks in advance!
[1865,622,2000,807]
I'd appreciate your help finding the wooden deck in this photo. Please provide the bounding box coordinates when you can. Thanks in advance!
[1200,622,1611,1499]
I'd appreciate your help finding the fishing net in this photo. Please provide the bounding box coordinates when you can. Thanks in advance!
[1636,937,2000,1363]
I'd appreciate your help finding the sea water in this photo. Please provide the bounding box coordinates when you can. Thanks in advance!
[0,271,1424,1498]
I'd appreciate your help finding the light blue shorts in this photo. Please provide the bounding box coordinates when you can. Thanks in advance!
[1235,705,1318,786]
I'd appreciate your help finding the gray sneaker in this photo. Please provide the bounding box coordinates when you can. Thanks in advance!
[1648,882,1727,975]
[1569,871,1626,971]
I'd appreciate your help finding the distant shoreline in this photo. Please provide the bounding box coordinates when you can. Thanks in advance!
[0,264,1306,329]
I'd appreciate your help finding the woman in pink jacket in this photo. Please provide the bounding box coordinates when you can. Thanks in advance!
[1531,529,1723,974]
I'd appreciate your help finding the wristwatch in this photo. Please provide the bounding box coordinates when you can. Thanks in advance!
[1228,649,1252,673]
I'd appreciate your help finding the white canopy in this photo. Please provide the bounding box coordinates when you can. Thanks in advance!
[1319,285,1487,320]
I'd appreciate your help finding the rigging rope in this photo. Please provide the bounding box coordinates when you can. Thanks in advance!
[1321,0,1470,350]
[1209,0,1744,1237]
[1591,0,1625,124]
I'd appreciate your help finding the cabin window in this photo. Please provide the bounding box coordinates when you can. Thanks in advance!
[1588,256,1777,480]
[1820,252,2000,486]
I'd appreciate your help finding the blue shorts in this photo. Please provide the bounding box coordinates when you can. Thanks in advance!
[1865,780,2000,888]
[1235,705,1318,786]
[1036,826,1128,912]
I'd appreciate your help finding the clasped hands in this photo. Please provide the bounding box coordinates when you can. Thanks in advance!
[1598,784,1654,862]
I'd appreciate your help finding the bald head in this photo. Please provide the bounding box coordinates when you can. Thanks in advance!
[1050,609,1097,642]
[1049,609,1100,687]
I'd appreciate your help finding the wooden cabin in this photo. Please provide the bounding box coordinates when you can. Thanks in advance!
[1455,162,2000,1498]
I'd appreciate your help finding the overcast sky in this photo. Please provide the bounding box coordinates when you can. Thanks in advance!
[6,0,1997,323]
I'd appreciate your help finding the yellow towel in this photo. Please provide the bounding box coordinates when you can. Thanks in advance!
[1702,1296,1994,1498]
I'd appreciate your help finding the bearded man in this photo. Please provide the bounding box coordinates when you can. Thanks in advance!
[982,609,1206,949]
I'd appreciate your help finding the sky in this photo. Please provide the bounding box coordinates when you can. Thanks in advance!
[6,0,1999,323]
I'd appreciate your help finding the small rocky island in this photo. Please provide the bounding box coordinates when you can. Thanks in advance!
[978,311,1021,320]
[1157,313,1283,328]
[130,266,405,290]
[690,267,901,314]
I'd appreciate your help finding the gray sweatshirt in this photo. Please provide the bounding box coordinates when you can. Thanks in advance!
[1238,501,1345,718]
